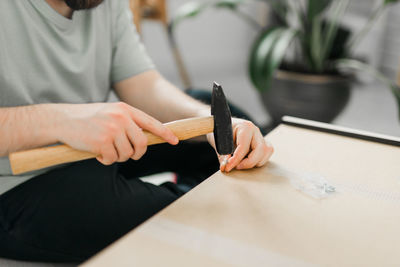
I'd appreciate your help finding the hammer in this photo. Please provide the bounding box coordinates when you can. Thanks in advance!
[9,82,234,175]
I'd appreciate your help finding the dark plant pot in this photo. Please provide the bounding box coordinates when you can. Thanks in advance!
[261,70,352,125]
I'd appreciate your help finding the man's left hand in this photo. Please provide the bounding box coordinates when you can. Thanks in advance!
[207,118,274,172]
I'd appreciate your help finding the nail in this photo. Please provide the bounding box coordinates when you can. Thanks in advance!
[220,156,229,167]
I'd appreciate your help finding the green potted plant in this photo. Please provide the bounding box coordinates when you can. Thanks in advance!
[170,0,400,125]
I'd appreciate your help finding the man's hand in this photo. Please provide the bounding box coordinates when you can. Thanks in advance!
[113,70,273,171]
[56,102,179,165]
[207,118,273,172]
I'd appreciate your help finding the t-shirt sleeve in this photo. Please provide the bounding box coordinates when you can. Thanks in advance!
[110,0,155,84]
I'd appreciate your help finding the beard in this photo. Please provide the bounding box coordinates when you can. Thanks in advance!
[64,0,104,10]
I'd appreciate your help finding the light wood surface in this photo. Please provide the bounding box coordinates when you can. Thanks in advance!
[9,116,214,175]
[82,124,400,267]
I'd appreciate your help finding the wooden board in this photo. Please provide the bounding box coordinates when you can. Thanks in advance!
[82,124,400,266]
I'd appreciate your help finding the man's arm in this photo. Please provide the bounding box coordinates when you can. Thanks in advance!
[114,70,210,122]
[0,102,178,164]
[114,70,273,172]
[0,104,60,156]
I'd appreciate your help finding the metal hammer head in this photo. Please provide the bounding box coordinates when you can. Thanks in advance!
[211,82,234,156]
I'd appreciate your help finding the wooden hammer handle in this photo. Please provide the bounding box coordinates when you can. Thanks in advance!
[9,116,214,175]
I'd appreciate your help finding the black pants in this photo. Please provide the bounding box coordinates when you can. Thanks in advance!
[0,141,219,263]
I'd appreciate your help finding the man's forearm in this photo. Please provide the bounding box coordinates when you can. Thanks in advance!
[0,104,61,156]
[114,71,211,123]
[145,77,211,121]
[0,101,181,164]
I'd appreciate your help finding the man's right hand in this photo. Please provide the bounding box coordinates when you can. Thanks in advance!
[56,102,179,165]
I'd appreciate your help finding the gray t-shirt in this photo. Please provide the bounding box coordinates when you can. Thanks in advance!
[0,0,155,195]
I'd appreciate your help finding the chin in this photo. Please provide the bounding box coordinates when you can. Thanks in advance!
[64,0,104,10]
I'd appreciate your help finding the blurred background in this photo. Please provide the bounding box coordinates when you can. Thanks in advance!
[133,0,400,136]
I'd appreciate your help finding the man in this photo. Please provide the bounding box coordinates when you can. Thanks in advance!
[0,0,273,263]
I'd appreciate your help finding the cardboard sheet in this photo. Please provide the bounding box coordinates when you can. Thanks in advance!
[82,124,400,266]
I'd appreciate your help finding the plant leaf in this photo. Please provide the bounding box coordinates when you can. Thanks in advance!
[170,0,255,32]
[170,2,209,31]
[307,0,332,22]
[384,0,400,4]
[310,16,323,72]
[249,27,282,91]
[320,0,349,64]
[249,27,298,92]
[302,0,333,72]
[214,0,246,9]
[334,59,400,118]
[268,0,289,26]
[266,28,298,82]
